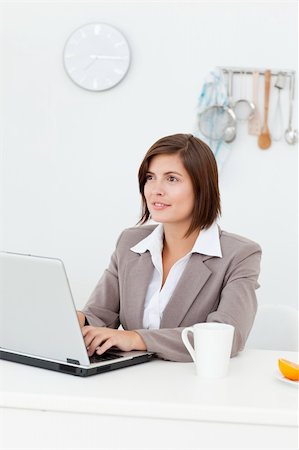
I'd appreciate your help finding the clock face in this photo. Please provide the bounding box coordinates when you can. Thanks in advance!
[63,23,131,91]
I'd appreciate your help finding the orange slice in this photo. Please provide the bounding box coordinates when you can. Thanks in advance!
[278,359,299,381]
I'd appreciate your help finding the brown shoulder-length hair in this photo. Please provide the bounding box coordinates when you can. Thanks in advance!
[138,133,221,237]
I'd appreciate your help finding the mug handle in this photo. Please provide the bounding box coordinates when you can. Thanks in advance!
[181,327,196,363]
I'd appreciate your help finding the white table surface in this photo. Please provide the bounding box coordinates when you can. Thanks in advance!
[0,349,298,427]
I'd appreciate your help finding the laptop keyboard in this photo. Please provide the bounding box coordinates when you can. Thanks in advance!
[89,351,123,364]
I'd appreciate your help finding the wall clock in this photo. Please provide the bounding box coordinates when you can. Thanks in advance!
[63,23,131,91]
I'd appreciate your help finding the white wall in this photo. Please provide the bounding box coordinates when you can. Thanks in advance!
[0,0,297,309]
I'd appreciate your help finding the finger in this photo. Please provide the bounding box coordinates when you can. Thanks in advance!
[96,337,116,355]
[82,327,106,349]
[82,325,94,337]
[83,329,98,349]
[87,332,113,356]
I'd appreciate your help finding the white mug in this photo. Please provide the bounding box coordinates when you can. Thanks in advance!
[181,322,235,379]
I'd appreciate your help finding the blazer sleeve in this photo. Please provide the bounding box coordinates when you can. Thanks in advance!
[135,327,194,362]
[135,243,262,362]
[206,243,262,356]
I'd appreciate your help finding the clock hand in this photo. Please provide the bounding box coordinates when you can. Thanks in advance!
[84,54,127,71]
[89,55,127,61]
[84,57,98,70]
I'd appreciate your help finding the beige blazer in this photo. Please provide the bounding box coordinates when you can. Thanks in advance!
[82,225,262,362]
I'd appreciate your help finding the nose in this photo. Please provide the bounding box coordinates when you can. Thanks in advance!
[151,180,165,196]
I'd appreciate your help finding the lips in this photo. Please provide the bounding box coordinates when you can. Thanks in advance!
[151,202,170,210]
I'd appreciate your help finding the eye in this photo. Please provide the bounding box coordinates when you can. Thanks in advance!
[167,175,178,182]
[145,174,153,182]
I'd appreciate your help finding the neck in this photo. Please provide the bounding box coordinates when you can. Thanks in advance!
[162,223,200,255]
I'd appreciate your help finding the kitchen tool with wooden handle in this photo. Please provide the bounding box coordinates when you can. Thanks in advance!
[258,70,272,149]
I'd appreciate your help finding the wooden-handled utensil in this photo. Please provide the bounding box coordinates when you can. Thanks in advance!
[258,70,272,149]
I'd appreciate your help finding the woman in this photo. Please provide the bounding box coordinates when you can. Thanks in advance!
[77,133,261,362]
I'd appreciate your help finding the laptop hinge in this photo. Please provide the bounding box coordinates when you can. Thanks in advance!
[67,358,80,365]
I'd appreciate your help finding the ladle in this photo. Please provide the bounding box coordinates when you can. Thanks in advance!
[271,72,285,141]
[258,70,272,149]
[284,73,298,145]
[233,70,255,122]
[223,70,237,143]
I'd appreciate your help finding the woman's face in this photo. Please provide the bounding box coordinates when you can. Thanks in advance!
[144,153,195,228]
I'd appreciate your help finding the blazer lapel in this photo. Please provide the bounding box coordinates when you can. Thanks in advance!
[122,252,154,329]
[160,253,212,328]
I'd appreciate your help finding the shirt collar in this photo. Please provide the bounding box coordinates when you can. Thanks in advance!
[192,222,222,257]
[131,223,164,254]
[131,222,222,258]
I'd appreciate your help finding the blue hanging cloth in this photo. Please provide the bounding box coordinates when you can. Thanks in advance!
[194,68,232,171]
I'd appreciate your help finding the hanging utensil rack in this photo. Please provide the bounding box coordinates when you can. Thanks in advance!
[218,66,297,147]
[195,66,297,151]
[219,66,295,78]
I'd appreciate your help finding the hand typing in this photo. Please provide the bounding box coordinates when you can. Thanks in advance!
[82,326,146,356]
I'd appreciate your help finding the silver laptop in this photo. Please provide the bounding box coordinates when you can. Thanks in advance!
[0,251,154,376]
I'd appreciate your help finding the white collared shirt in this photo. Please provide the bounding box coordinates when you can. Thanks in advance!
[130,223,222,329]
